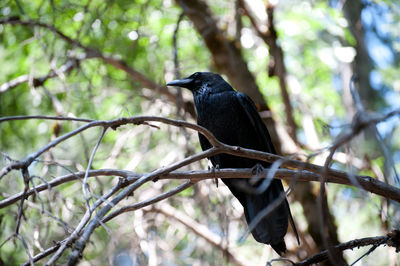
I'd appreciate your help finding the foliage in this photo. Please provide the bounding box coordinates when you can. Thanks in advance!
[0,0,399,265]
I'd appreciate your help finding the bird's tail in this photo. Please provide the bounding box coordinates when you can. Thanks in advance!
[242,179,289,255]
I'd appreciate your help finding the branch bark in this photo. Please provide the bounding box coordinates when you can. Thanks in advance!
[294,230,400,266]
[2,166,400,211]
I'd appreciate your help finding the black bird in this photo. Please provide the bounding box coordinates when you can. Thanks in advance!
[167,72,297,255]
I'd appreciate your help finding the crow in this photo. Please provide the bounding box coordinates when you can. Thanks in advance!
[167,72,298,255]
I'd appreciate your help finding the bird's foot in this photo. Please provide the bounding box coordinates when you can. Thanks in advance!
[208,164,220,187]
[251,163,264,175]
[250,163,264,186]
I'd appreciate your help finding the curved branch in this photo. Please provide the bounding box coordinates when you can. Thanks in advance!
[0,57,82,94]
[295,230,400,266]
[22,242,61,266]
[102,179,194,223]
[0,116,220,179]
[2,165,400,211]
[2,112,400,206]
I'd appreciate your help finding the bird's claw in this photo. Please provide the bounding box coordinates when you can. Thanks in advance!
[251,163,264,175]
[209,164,220,187]
[250,163,264,185]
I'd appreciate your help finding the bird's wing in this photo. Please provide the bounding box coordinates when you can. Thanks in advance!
[236,92,300,246]
[236,92,276,154]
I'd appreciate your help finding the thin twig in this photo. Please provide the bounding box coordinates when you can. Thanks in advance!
[173,12,185,79]
[0,169,134,208]
[15,168,30,234]
[82,127,107,210]
[0,234,34,266]
[15,234,34,266]
[349,242,381,266]
[294,232,398,266]
[22,242,61,266]
[102,179,194,223]
[65,148,219,264]
[0,115,93,123]
[45,172,132,265]
[0,58,81,94]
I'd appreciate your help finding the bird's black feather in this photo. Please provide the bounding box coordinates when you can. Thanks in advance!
[167,72,297,255]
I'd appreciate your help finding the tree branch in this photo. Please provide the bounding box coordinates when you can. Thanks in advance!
[0,57,82,94]
[2,166,400,211]
[102,179,195,223]
[64,147,219,264]
[0,116,220,179]
[294,230,400,266]
[0,115,93,123]
[2,113,400,204]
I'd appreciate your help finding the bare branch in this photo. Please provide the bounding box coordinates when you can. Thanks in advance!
[22,242,61,266]
[0,116,220,179]
[1,110,400,209]
[173,12,185,79]
[82,127,107,210]
[0,169,134,208]
[294,230,400,266]
[0,58,81,94]
[0,115,93,123]
[0,17,88,50]
[65,148,218,265]
[2,167,400,212]
[102,179,194,223]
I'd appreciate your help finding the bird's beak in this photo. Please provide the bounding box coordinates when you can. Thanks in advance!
[166,77,193,88]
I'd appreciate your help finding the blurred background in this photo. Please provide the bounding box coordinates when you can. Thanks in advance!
[0,0,399,265]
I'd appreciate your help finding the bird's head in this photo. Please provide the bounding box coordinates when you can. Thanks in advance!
[166,72,232,93]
